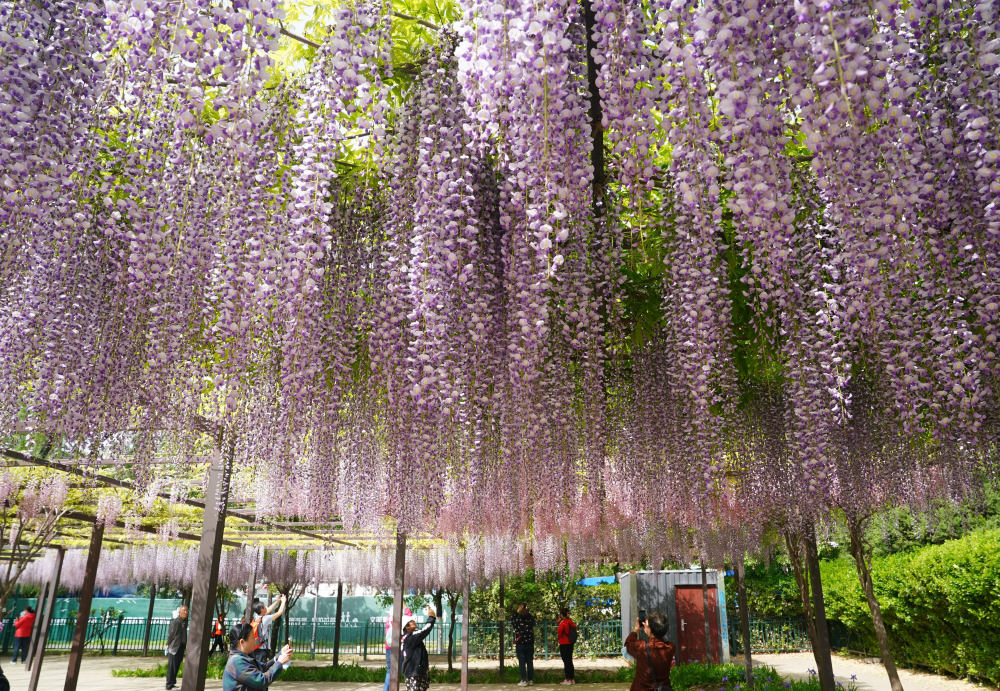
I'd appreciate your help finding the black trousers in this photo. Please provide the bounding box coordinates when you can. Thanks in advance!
[516,643,534,682]
[209,634,226,654]
[166,645,185,689]
[560,643,574,680]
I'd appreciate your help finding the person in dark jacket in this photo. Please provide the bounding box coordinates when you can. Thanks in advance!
[556,608,577,685]
[624,611,675,691]
[223,622,292,691]
[401,606,436,691]
[510,603,535,686]
[164,605,188,690]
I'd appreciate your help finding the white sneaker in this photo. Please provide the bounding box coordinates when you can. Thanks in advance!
[518,682,528,687]
[528,682,534,686]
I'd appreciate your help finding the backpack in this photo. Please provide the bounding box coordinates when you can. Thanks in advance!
[567,621,578,645]
[250,618,263,650]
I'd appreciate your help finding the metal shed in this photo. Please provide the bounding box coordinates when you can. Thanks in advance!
[619,569,730,664]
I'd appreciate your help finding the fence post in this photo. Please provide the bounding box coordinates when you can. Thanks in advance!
[543,622,549,660]
[363,621,369,661]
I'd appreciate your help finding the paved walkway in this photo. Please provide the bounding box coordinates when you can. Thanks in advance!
[2,655,622,691]
[3,653,989,691]
[754,652,990,691]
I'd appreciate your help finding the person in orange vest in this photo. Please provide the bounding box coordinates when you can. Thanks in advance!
[11,606,35,663]
[210,613,228,655]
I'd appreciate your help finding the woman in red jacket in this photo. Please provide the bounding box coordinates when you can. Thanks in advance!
[11,606,36,664]
[556,608,576,685]
[624,611,675,691]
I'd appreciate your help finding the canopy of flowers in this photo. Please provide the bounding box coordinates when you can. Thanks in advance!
[1,0,997,563]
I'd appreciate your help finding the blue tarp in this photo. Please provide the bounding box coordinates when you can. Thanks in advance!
[577,575,616,586]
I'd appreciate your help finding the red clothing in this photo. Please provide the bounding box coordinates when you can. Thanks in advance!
[625,631,674,691]
[14,612,36,638]
[557,617,576,645]
[214,619,224,636]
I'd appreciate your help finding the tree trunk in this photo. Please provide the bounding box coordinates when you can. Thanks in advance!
[735,556,753,682]
[847,515,904,691]
[785,526,836,691]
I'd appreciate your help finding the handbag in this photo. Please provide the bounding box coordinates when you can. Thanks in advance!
[645,641,672,691]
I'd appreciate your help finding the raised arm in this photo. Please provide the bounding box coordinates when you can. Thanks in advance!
[272,594,287,619]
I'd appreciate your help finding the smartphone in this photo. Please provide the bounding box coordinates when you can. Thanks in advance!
[637,609,647,624]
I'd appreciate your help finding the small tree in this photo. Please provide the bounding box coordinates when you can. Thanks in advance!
[0,471,69,615]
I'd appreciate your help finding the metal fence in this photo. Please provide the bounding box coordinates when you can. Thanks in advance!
[0,616,624,659]
[2,614,830,658]
[727,618,812,654]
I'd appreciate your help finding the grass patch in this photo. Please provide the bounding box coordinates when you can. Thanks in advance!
[111,659,629,683]
[112,659,854,689]
[670,663,857,691]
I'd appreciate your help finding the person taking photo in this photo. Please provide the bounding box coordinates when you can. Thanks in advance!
[624,611,675,691]
[224,622,292,691]
[401,606,436,691]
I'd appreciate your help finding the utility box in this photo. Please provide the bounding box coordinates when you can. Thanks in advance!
[619,569,730,665]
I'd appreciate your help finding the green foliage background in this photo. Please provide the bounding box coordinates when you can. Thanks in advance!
[734,528,1000,685]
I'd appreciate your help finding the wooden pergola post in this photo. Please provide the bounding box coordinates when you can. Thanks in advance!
[64,520,105,691]
[498,573,505,673]
[389,529,406,691]
[245,546,257,622]
[332,580,343,667]
[24,569,49,671]
[27,547,64,691]
[180,438,233,691]
[461,575,470,691]
[141,587,157,656]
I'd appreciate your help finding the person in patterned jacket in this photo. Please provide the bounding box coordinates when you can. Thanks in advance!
[511,604,536,687]
[223,622,292,691]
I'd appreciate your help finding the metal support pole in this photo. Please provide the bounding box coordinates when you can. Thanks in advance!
[64,518,105,691]
[333,581,343,667]
[389,529,406,691]
[142,588,156,656]
[25,572,49,671]
[460,577,470,691]
[28,547,64,691]
[180,439,233,691]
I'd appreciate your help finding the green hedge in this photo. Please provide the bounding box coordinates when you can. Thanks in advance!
[820,529,1000,685]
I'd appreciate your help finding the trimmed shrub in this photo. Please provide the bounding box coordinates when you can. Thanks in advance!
[821,529,1000,684]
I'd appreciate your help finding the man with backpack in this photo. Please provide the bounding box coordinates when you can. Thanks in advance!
[557,608,578,685]
[251,594,286,663]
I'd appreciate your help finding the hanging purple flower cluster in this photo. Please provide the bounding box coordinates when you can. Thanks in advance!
[0,0,998,566]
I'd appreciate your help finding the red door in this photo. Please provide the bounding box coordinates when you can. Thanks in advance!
[675,585,720,663]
